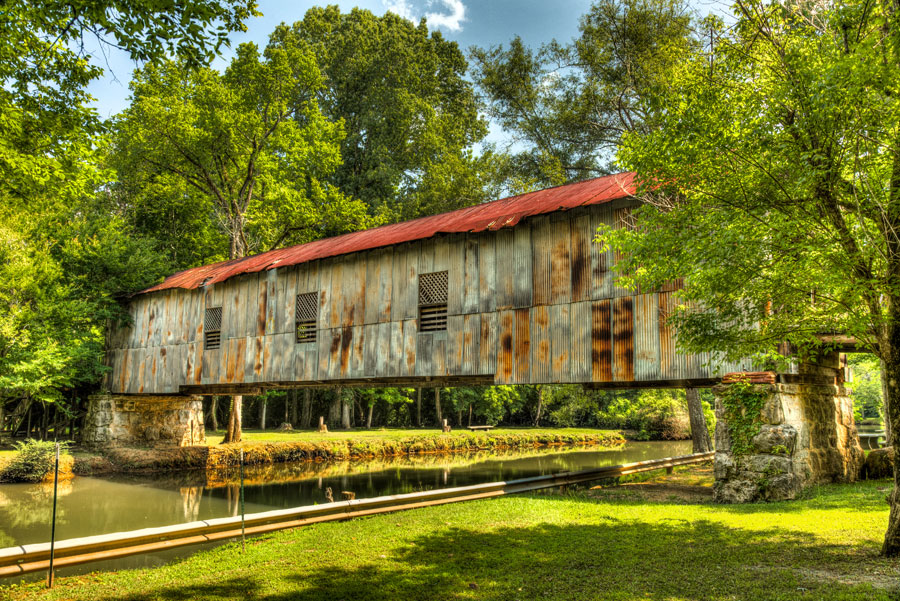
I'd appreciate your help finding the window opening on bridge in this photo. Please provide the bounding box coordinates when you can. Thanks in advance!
[204,307,222,350]
[295,292,319,343]
[418,271,448,332]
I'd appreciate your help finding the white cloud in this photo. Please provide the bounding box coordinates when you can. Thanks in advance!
[384,0,467,32]
[424,0,466,32]
[384,0,417,22]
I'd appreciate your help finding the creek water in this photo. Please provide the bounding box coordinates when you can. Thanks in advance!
[0,440,690,580]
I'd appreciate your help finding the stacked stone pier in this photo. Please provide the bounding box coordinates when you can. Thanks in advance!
[713,352,863,503]
[82,394,205,449]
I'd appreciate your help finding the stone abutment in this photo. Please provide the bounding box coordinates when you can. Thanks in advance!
[82,394,205,449]
[713,353,863,502]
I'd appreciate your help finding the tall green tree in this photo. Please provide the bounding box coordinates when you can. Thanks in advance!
[112,37,372,267]
[607,0,900,555]
[471,0,695,186]
[0,0,257,436]
[272,6,496,220]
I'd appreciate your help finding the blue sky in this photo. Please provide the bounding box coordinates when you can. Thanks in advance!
[86,0,598,120]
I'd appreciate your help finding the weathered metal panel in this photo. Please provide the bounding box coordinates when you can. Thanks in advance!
[479,312,498,375]
[416,331,433,376]
[461,237,480,314]
[277,267,296,336]
[571,214,592,302]
[461,313,480,375]
[338,326,353,378]
[433,331,447,376]
[477,234,497,313]
[613,296,635,381]
[531,216,551,306]
[419,238,435,274]
[318,262,333,331]
[570,301,591,382]
[513,224,532,308]
[549,218,572,305]
[496,309,514,383]
[190,342,202,385]
[405,244,421,321]
[255,275,268,337]
[447,314,464,374]
[401,318,417,376]
[531,305,550,383]
[657,291,680,380]
[387,321,402,378]
[265,269,278,335]
[363,323,378,377]
[550,304,571,383]
[345,256,367,327]
[447,236,465,316]
[590,205,613,300]
[433,236,450,272]
[513,308,531,383]
[591,300,613,382]
[495,229,515,310]
[390,247,409,322]
[375,321,391,378]
[633,294,660,381]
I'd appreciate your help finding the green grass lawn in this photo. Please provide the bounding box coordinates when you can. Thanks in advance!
[2,480,896,600]
[204,427,616,445]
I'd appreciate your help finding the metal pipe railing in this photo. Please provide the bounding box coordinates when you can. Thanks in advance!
[0,451,714,578]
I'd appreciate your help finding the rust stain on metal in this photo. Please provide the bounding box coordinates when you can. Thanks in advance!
[257,287,267,336]
[139,173,635,294]
[570,220,589,301]
[234,338,246,383]
[591,300,612,381]
[613,297,634,381]
[254,337,263,376]
[514,308,530,381]
[549,238,570,302]
[340,327,352,375]
[499,312,514,382]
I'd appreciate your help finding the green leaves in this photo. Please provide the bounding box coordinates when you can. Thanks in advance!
[612,0,900,362]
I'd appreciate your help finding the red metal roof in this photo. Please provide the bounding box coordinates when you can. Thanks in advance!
[139,172,636,295]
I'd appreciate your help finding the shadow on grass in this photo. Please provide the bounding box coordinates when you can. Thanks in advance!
[99,504,897,601]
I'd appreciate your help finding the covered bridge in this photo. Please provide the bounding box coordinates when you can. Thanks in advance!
[101,172,750,398]
[89,172,862,504]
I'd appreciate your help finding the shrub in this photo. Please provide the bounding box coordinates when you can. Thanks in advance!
[0,439,71,483]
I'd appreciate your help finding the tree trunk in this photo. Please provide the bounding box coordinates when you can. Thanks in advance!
[339,387,351,429]
[209,396,219,431]
[222,395,242,444]
[882,321,900,555]
[435,388,443,426]
[881,360,893,446]
[416,388,422,427]
[686,388,712,453]
[259,397,267,431]
[328,389,341,427]
[290,389,299,426]
[301,389,312,429]
[0,401,5,443]
[534,386,544,427]
[468,404,473,427]
[366,403,374,429]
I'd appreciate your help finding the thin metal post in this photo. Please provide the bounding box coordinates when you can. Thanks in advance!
[47,442,60,588]
[239,449,245,553]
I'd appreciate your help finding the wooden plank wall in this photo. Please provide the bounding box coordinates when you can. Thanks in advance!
[105,200,752,394]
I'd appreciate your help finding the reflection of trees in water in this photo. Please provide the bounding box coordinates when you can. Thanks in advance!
[0,481,74,546]
[178,487,203,522]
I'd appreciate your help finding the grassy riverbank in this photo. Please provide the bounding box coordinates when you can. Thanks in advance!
[73,428,626,474]
[2,470,895,600]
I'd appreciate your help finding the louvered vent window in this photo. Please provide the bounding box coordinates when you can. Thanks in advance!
[296,292,319,343]
[204,307,222,350]
[418,271,448,332]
